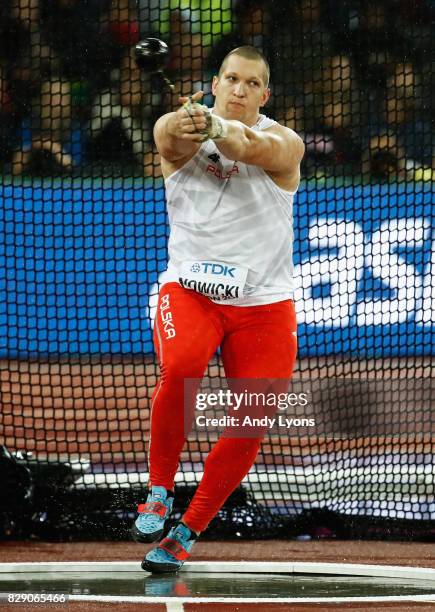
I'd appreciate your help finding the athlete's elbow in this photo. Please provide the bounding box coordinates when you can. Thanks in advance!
[294,135,305,162]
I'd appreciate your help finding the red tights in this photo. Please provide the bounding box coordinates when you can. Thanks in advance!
[149,283,297,534]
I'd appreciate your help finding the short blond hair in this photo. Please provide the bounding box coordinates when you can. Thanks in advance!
[218,46,270,87]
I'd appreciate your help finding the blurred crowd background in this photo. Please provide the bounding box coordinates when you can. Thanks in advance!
[0,0,433,181]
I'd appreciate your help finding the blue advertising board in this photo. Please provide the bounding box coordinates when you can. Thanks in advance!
[1,181,433,357]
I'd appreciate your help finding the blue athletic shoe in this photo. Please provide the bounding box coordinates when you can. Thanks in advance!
[141,522,197,573]
[131,486,173,543]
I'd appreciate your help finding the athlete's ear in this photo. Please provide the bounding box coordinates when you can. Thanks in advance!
[260,87,270,108]
[211,75,219,96]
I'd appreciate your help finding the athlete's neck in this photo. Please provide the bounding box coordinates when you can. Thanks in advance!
[212,107,261,128]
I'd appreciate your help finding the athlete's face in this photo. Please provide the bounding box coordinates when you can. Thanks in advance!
[212,55,270,126]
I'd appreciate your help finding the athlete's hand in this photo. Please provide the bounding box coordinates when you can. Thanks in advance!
[167,91,208,142]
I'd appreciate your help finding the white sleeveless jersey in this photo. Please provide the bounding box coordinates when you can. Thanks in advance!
[160,113,296,306]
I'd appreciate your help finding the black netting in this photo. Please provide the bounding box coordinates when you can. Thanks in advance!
[0,1,434,541]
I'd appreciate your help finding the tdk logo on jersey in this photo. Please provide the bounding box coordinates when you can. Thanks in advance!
[194,262,236,277]
[179,261,248,302]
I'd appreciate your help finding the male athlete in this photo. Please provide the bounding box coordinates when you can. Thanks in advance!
[133,46,304,573]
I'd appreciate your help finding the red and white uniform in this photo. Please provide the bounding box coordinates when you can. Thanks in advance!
[149,113,299,534]
[160,113,296,306]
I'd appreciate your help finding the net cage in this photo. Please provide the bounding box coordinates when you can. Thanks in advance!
[0,0,434,541]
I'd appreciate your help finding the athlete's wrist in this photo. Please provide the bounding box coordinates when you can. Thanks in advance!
[183,98,228,141]
[207,113,228,141]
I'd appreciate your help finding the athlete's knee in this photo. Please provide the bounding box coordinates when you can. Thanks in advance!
[160,353,207,383]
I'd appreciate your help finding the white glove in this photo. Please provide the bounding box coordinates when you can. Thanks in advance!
[183,98,228,141]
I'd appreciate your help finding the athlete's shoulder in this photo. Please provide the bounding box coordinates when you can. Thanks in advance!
[258,114,303,145]
[255,113,277,130]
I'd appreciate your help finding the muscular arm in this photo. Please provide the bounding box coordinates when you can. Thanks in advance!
[154,112,201,162]
[154,92,304,181]
[153,91,207,163]
[215,122,305,174]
